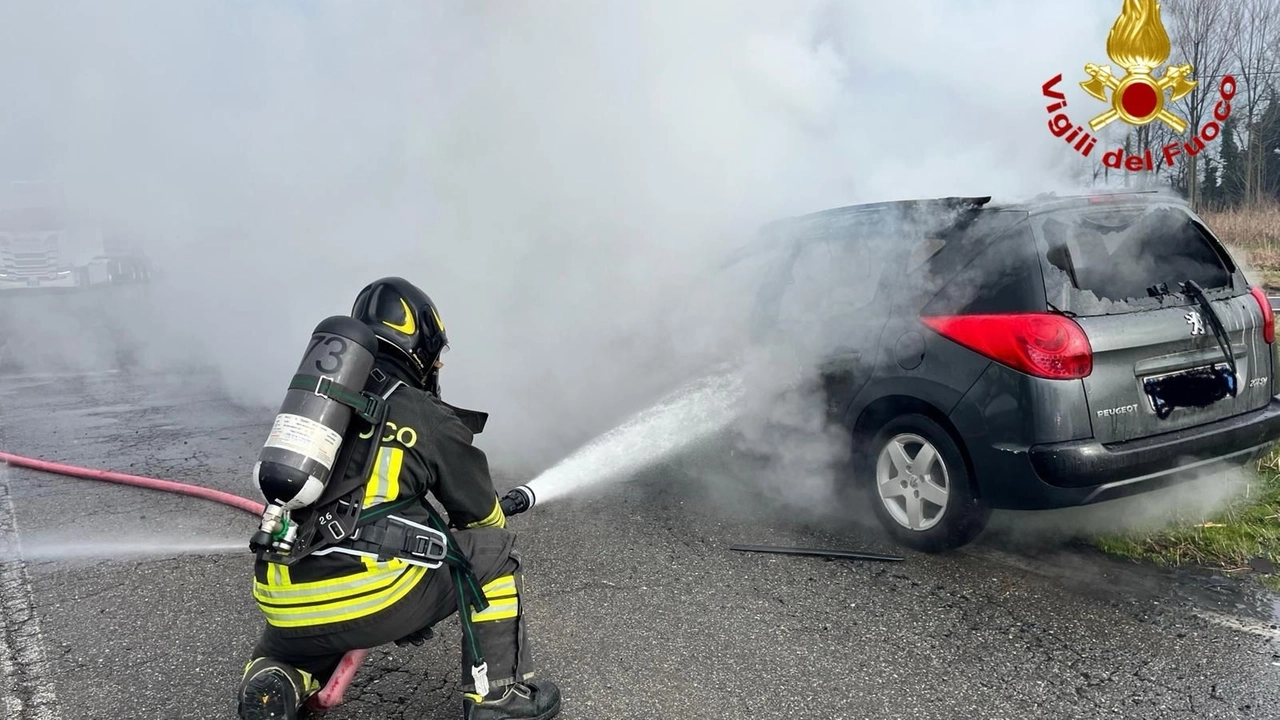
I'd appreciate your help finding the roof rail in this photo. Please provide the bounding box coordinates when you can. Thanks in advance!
[1029,189,1162,202]
[801,195,992,217]
[737,195,995,265]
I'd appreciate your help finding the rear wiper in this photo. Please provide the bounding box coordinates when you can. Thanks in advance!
[1181,279,1238,394]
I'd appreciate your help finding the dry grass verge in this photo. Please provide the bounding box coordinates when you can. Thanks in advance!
[1201,203,1280,288]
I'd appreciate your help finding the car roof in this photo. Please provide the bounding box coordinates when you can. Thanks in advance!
[763,190,1193,234]
[992,190,1193,216]
[721,190,1195,270]
[762,195,991,232]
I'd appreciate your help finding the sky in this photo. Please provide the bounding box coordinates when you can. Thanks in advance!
[0,0,1137,473]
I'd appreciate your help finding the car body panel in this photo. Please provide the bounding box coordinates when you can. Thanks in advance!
[840,323,995,429]
[1074,295,1271,443]
[976,399,1280,510]
[744,191,1280,514]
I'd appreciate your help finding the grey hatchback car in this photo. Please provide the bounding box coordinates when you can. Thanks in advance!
[744,190,1280,552]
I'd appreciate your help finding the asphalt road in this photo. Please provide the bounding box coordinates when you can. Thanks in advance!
[2,290,1280,719]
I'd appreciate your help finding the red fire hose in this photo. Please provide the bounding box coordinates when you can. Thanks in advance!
[0,450,367,711]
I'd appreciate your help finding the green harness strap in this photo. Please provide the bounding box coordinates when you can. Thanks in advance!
[352,495,491,690]
[288,373,385,424]
[419,501,490,690]
[352,495,418,528]
[293,368,494,690]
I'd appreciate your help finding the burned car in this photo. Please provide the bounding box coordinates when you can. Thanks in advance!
[742,191,1280,552]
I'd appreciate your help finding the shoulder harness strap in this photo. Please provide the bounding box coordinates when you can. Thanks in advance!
[265,372,496,689]
[288,372,387,425]
[281,372,407,562]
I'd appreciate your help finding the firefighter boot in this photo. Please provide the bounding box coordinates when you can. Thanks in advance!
[462,680,562,720]
[237,657,318,720]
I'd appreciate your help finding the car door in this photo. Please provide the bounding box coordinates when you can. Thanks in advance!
[762,229,890,419]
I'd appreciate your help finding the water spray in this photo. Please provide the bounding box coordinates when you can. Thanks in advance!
[493,369,902,566]
[512,367,748,509]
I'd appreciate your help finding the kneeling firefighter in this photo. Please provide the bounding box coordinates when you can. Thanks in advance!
[237,276,561,720]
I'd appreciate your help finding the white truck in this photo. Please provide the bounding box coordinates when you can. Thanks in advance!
[0,184,149,291]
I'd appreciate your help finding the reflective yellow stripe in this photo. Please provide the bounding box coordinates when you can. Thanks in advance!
[481,574,517,599]
[471,574,519,623]
[385,451,401,503]
[258,564,429,627]
[261,567,415,614]
[253,444,422,629]
[471,596,519,623]
[269,563,288,587]
[465,497,506,529]
[255,553,406,596]
[254,562,407,604]
[362,447,404,508]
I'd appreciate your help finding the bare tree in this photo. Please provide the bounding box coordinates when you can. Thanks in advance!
[1226,0,1280,207]
[1165,0,1234,209]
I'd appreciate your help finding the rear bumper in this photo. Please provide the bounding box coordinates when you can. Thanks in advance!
[975,399,1280,509]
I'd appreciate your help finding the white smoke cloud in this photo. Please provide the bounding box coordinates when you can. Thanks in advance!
[0,0,1126,476]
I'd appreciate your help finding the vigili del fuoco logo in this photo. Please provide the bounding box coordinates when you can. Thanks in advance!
[1040,0,1237,172]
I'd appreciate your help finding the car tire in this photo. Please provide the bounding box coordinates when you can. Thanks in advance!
[862,413,990,553]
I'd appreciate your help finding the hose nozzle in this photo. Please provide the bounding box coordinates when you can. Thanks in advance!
[500,485,536,517]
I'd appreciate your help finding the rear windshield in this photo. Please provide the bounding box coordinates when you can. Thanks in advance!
[1030,203,1239,316]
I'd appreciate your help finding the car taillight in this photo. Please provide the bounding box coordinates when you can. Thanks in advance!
[921,313,1093,380]
[1249,286,1275,344]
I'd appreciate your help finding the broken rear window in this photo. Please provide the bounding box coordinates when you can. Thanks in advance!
[1030,204,1238,316]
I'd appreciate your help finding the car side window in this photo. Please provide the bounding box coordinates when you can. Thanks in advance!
[907,237,947,274]
[924,223,1046,315]
[776,238,878,333]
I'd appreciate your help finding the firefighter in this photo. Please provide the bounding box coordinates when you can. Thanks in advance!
[236,276,562,720]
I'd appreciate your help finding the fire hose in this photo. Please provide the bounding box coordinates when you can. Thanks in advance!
[0,448,900,709]
[0,449,540,710]
[0,450,366,711]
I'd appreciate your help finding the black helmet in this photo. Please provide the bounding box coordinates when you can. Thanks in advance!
[351,277,449,391]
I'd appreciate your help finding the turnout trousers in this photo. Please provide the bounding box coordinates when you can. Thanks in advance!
[248,527,534,696]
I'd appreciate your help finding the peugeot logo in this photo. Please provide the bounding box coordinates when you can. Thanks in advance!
[1185,309,1206,336]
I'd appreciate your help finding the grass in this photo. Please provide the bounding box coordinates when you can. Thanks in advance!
[1201,202,1280,289]
[1093,448,1280,592]
[1092,202,1280,590]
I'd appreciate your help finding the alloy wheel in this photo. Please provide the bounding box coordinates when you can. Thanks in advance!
[875,432,950,531]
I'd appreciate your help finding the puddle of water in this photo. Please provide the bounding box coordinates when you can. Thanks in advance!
[965,542,1280,627]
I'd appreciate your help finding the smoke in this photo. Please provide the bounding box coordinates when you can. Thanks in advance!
[711,348,855,514]
[0,1,1125,485]
[985,453,1259,549]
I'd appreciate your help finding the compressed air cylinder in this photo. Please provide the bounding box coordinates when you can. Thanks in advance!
[253,315,380,510]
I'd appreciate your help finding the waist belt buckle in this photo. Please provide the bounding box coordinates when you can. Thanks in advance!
[408,531,448,563]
